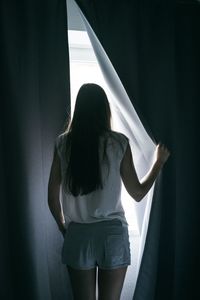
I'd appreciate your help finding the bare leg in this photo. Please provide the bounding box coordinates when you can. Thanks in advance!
[67,265,97,300]
[98,266,128,300]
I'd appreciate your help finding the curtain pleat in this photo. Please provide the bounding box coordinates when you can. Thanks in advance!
[0,1,72,299]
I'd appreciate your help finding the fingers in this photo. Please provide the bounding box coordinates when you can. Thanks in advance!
[157,142,170,152]
[156,142,171,164]
[158,141,165,147]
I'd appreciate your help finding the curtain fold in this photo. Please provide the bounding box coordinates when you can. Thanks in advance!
[0,1,72,299]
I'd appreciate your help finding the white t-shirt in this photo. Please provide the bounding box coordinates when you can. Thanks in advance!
[55,130,129,229]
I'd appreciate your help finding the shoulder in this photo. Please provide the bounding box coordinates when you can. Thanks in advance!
[107,130,129,144]
[106,131,129,153]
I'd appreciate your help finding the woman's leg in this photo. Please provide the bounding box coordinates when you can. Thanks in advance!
[98,266,128,300]
[67,265,97,300]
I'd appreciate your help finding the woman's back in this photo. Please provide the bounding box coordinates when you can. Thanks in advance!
[56,130,129,229]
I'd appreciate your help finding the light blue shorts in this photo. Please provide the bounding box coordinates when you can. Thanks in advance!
[61,219,131,270]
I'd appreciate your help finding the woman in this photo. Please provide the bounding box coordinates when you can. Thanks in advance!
[48,83,170,300]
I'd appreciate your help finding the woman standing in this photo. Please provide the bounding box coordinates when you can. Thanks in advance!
[48,83,170,300]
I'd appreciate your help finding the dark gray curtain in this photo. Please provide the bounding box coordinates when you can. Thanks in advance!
[174,2,199,299]
[0,0,72,299]
[74,1,199,299]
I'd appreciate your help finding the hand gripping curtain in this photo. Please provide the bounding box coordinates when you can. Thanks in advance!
[74,0,176,299]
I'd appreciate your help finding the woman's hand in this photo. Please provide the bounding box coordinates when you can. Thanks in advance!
[155,143,170,166]
[58,224,66,238]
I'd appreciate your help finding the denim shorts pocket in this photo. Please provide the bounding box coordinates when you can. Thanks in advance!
[104,234,128,266]
[62,232,93,267]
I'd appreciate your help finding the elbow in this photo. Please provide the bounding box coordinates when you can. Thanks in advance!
[48,187,60,207]
[133,186,151,202]
[47,194,54,208]
[133,182,150,202]
[123,182,145,202]
[133,193,144,202]
[130,186,145,202]
[126,190,144,202]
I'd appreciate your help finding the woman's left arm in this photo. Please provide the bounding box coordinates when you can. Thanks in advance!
[48,146,66,237]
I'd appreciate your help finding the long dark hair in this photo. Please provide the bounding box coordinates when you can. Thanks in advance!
[64,83,111,196]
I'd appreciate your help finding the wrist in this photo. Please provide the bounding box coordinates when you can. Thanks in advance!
[58,224,66,235]
[58,221,65,231]
[155,159,164,169]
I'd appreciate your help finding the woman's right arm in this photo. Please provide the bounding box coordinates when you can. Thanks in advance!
[120,142,170,202]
